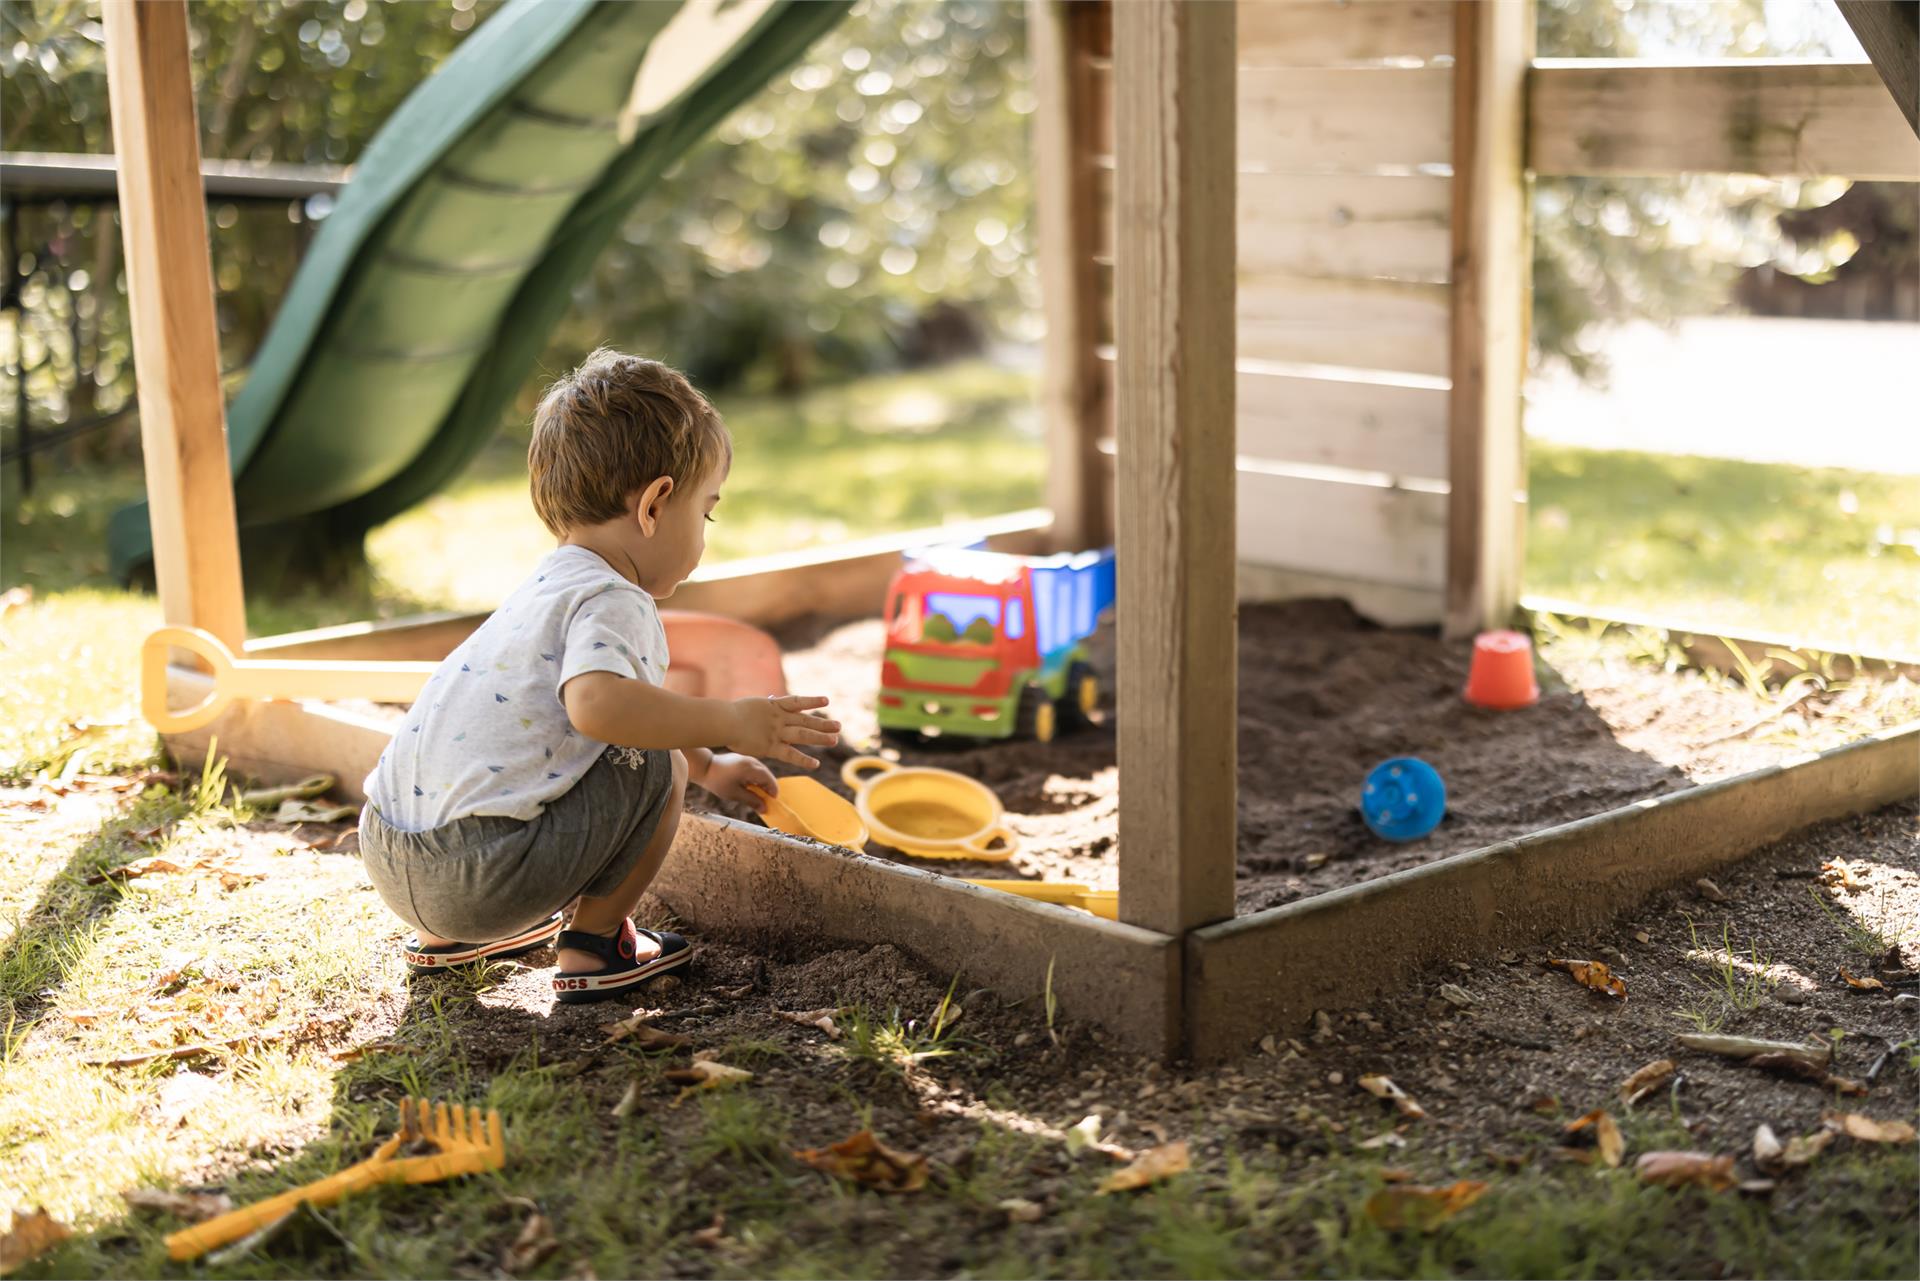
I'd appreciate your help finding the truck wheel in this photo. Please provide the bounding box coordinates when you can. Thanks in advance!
[1016,685,1056,743]
[1060,661,1099,730]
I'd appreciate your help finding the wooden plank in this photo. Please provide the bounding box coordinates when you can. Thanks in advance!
[1238,0,1454,66]
[1237,468,1447,589]
[1836,1,1920,137]
[101,1,247,650]
[1240,66,1452,170]
[1114,0,1239,936]
[1528,60,1920,179]
[1031,0,1115,550]
[1097,170,1451,280]
[1185,721,1920,1061]
[1238,365,1450,478]
[1237,273,1451,376]
[656,814,1182,1058]
[1446,0,1530,639]
[1087,64,1452,170]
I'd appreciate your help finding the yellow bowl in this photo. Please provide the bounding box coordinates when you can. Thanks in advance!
[840,756,1018,861]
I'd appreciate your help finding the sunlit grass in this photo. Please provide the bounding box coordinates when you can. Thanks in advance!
[1527,442,1920,656]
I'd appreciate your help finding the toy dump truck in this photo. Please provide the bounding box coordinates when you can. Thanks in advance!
[877,547,1115,743]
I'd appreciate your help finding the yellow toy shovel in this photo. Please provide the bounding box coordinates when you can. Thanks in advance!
[964,880,1119,920]
[164,1097,505,1262]
[747,777,869,849]
[143,626,434,734]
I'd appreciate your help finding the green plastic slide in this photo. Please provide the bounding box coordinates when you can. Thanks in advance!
[111,0,847,580]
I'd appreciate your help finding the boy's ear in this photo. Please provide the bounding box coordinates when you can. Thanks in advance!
[634,475,674,536]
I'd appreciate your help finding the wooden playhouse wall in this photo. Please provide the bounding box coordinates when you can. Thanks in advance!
[1083,0,1459,623]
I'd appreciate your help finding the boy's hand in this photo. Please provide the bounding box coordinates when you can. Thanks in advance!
[726,694,839,769]
[700,752,778,812]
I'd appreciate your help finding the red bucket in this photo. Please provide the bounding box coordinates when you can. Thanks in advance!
[1464,630,1539,710]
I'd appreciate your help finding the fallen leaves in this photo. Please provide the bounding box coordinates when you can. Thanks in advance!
[121,1187,234,1222]
[1546,958,1627,1000]
[501,1211,560,1274]
[776,1008,843,1040]
[1564,1109,1625,1168]
[1358,1074,1427,1120]
[1635,1151,1736,1192]
[663,1057,752,1106]
[1618,1058,1676,1105]
[793,1130,929,1193]
[600,1013,691,1051]
[1095,1141,1190,1195]
[1824,1111,1917,1145]
[1752,1124,1835,1174]
[87,851,276,892]
[273,798,357,824]
[1363,1180,1488,1232]
[86,1012,348,1068]
[1837,968,1886,992]
[1676,1033,1829,1073]
[0,1208,71,1276]
[999,1197,1044,1223]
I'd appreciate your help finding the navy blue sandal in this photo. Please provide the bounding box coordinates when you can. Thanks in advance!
[403,912,563,973]
[551,919,693,1004]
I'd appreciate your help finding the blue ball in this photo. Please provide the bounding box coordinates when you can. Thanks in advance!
[1361,757,1446,841]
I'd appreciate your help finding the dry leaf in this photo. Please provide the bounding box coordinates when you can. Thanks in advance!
[330,1040,408,1064]
[793,1130,929,1193]
[1837,968,1886,991]
[1565,1109,1625,1168]
[1358,1075,1427,1120]
[1355,1131,1406,1151]
[999,1197,1044,1223]
[1363,1181,1489,1232]
[716,984,754,1000]
[600,1014,690,1051]
[121,1188,234,1222]
[1824,1112,1917,1145]
[1095,1141,1190,1195]
[0,1208,72,1276]
[688,1212,727,1249]
[777,1008,843,1040]
[1547,958,1627,1000]
[272,798,357,824]
[1618,1058,1676,1105]
[1780,1130,1835,1166]
[1677,1033,1830,1072]
[88,855,188,885]
[1752,1124,1784,1171]
[663,1059,751,1105]
[502,1212,560,1274]
[308,826,358,851]
[611,1080,644,1119]
[1694,877,1729,903]
[1635,1151,1736,1192]
[1064,1114,1103,1154]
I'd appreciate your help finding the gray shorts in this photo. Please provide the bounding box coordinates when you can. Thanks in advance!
[360,747,677,943]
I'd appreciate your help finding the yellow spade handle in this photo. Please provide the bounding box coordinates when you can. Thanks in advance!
[142,626,437,734]
[839,754,898,792]
[964,880,1094,903]
[165,1137,403,1261]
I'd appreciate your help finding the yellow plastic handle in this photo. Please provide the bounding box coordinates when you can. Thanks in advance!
[961,824,1019,860]
[143,627,238,734]
[165,1137,401,1261]
[839,755,898,792]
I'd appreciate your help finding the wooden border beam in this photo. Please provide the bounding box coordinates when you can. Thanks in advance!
[1528,60,1920,179]
[1446,0,1532,639]
[1114,0,1237,935]
[102,0,247,650]
[1835,2,1920,137]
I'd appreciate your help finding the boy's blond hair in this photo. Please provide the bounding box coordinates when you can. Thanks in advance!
[527,349,731,535]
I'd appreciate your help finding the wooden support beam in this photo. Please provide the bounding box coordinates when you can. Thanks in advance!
[1031,1,1114,550]
[1836,0,1920,137]
[102,1,247,650]
[1114,0,1237,936]
[1446,0,1531,640]
[1528,60,1919,179]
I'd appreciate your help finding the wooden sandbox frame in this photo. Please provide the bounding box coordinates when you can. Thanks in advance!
[112,1,1919,1059]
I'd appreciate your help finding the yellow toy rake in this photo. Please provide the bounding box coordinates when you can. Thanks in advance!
[165,1097,506,1262]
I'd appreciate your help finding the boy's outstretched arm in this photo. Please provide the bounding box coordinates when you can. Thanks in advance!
[561,672,839,769]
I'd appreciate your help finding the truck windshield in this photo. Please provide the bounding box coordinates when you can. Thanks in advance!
[921,592,1001,645]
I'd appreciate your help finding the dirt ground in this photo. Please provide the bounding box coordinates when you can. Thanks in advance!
[751,601,1920,912]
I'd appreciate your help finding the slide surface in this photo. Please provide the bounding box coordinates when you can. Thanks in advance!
[112,0,847,578]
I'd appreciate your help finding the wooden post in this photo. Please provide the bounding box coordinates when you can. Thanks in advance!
[1445,0,1532,641]
[1030,1,1114,550]
[1114,0,1237,936]
[103,0,247,650]
[1836,0,1919,137]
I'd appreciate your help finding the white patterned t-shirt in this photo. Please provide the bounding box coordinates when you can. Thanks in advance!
[365,545,670,831]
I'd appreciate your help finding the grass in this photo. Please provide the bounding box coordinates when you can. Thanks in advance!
[1527,441,1920,657]
[1676,918,1778,1034]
